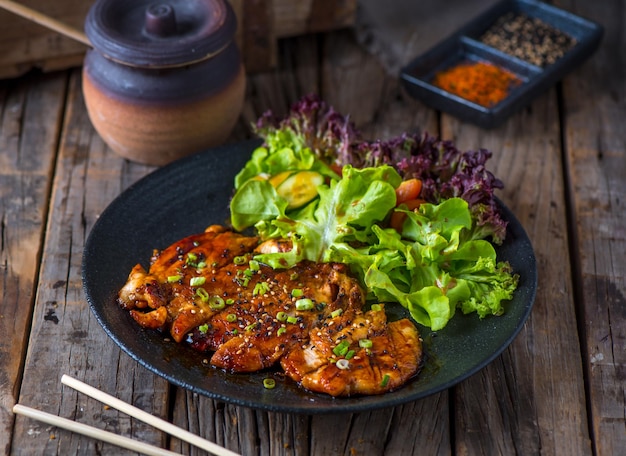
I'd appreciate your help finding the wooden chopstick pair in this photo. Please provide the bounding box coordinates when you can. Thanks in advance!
[13,375,240,456]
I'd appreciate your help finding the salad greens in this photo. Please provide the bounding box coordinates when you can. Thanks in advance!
[230,95,518,331]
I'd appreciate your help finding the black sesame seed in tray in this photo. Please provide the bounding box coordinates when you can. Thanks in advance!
[480,12,578,67]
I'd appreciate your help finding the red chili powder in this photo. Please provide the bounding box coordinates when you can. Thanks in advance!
[432,60,522,107]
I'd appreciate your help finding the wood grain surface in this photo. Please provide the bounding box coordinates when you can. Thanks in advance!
[1,0,624,454]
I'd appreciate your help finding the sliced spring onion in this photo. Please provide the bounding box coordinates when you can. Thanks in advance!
[226,313,237,323]
[295,298,314,310]
[333,340,350,357]
[167,275,182,283]
[226,298,235,305]
[380,374,391,387]
[249,259,260,271]
[358,339,373,349]
[198,323,209,334]
[235,273,250,288]
[277,327,287,336]
[186,252,198,263]
[263,378,276,389]
[291,288,303,297]
[253,281,270,296]
[336,359,350,370]
[370,304,382,312]
[276,311,288,322]
[330,309,343,318]
[196,261,207,269]
[196,287,209,302]
[245,323,257,332]
[209,296,225,310]
[345,350,355,360]
[190,276,206,287]
[233,255,247,265]
[286,316,298,324]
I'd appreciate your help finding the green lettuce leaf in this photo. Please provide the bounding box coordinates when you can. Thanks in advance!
[250,165,400,267]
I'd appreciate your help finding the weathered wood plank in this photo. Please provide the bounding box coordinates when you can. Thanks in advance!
[11,69,171,455]
[0,71,67,455]
[443,90,591,453]
[559,0,626,453]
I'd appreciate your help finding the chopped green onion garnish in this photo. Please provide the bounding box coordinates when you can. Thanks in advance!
[198,323,208,334]
[209,296,225,310]
[276,312,288,322]
[336,359,350,370]
[190,276,206,287]
[196,261,207,269]
[291,288,303,297]
[295,298,314,310]
[249,259,260,271]
[235,273,250,287]
[253,281,270,296]
[333,340,350,357]
[226,313,237,322]
[345,350,355,360]
[245,323,257,332]
[277,327,287,336]
[380,374,391,387]
[359,339,373,349]
[196,287,209,302]
[289,273,299,281]
[167,275,182,283]
[233,255,247,265]
[286,316,298,324]
[263,378,276,389]
[330,309,343,318]
[187,252,198,262]
[226,298,235,305]
[243,268,254,277]
[371,304,382,312]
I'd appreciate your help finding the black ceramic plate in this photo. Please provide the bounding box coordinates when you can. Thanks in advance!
[400,0,603,128]
[82,140,537,414]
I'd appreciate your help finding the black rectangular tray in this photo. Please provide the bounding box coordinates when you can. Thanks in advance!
[400,0,603,128]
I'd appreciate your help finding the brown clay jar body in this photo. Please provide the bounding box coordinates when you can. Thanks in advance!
[82,0,245,166]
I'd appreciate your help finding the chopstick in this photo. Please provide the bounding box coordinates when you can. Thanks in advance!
[13,375,240,456]
[13,404,180,456]
[60,375,240,456]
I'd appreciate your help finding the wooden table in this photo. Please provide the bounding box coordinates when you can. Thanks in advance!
[2,0,624,454]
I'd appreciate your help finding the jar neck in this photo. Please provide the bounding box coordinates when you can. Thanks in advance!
[83,42,243,104]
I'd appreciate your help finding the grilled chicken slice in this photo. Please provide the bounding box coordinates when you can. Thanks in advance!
[280,305,422,397]
[118,226,260,341]
[118,225,422,396]
[118,226,365,369]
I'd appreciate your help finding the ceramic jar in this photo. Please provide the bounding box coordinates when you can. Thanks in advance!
[82,0,246,165]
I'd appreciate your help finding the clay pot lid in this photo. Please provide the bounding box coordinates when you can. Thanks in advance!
[85,0,236,68]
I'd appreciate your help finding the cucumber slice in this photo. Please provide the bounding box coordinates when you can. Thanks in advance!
[275,171,324,209]
[269,171,294,188]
